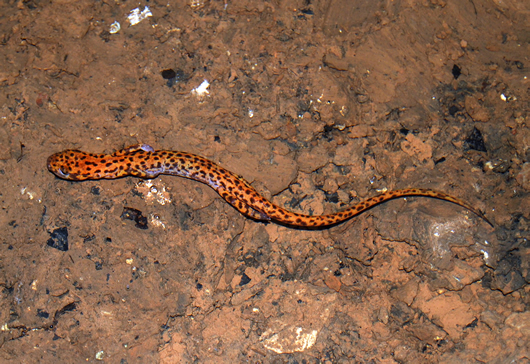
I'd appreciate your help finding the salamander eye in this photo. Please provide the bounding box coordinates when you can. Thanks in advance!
[57,166,70,178]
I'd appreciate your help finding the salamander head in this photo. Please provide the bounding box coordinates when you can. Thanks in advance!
[47,150,88,180]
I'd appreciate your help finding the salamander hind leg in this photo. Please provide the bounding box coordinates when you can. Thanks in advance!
[217,188,270,222]
[130,167,165,179]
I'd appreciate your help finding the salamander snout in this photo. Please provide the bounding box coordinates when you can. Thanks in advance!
[47,152,72,180]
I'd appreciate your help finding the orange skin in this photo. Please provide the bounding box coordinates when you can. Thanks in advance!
[47,144,492,228]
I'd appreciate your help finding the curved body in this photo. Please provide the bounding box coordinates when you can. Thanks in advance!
[47,144,492,228]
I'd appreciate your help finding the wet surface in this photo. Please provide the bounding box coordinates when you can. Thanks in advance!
[0,0,529,362]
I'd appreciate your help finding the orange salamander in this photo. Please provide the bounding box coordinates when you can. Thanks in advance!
[47,144,492,228]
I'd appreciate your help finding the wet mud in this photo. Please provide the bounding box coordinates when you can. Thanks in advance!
[0,0,528,362]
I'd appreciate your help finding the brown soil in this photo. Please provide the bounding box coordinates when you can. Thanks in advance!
[1,0,529,362]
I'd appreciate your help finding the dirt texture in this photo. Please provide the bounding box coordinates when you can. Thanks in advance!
[0,0,529,363]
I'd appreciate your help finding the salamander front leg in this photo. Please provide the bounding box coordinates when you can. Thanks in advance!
[113,144,155,157]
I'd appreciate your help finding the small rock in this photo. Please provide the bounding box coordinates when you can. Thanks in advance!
[47,227,69,251]
[391,276,420,306]
[389,301,415,326]
[324,274,342,292]
[323,53,350,71]
[464,127,487,152]
[516,163,530,191]
[406,319,447,345]
[465,95,490,122]
[480,310,503,329]
[504,311,530,335]
[436,259,485,291]
[491,270,525,294]
[121,207,148,229]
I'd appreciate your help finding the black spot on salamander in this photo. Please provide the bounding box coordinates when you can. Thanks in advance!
[105,162,113,167]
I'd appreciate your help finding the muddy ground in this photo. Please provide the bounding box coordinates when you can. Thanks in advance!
[0,0,529,362]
